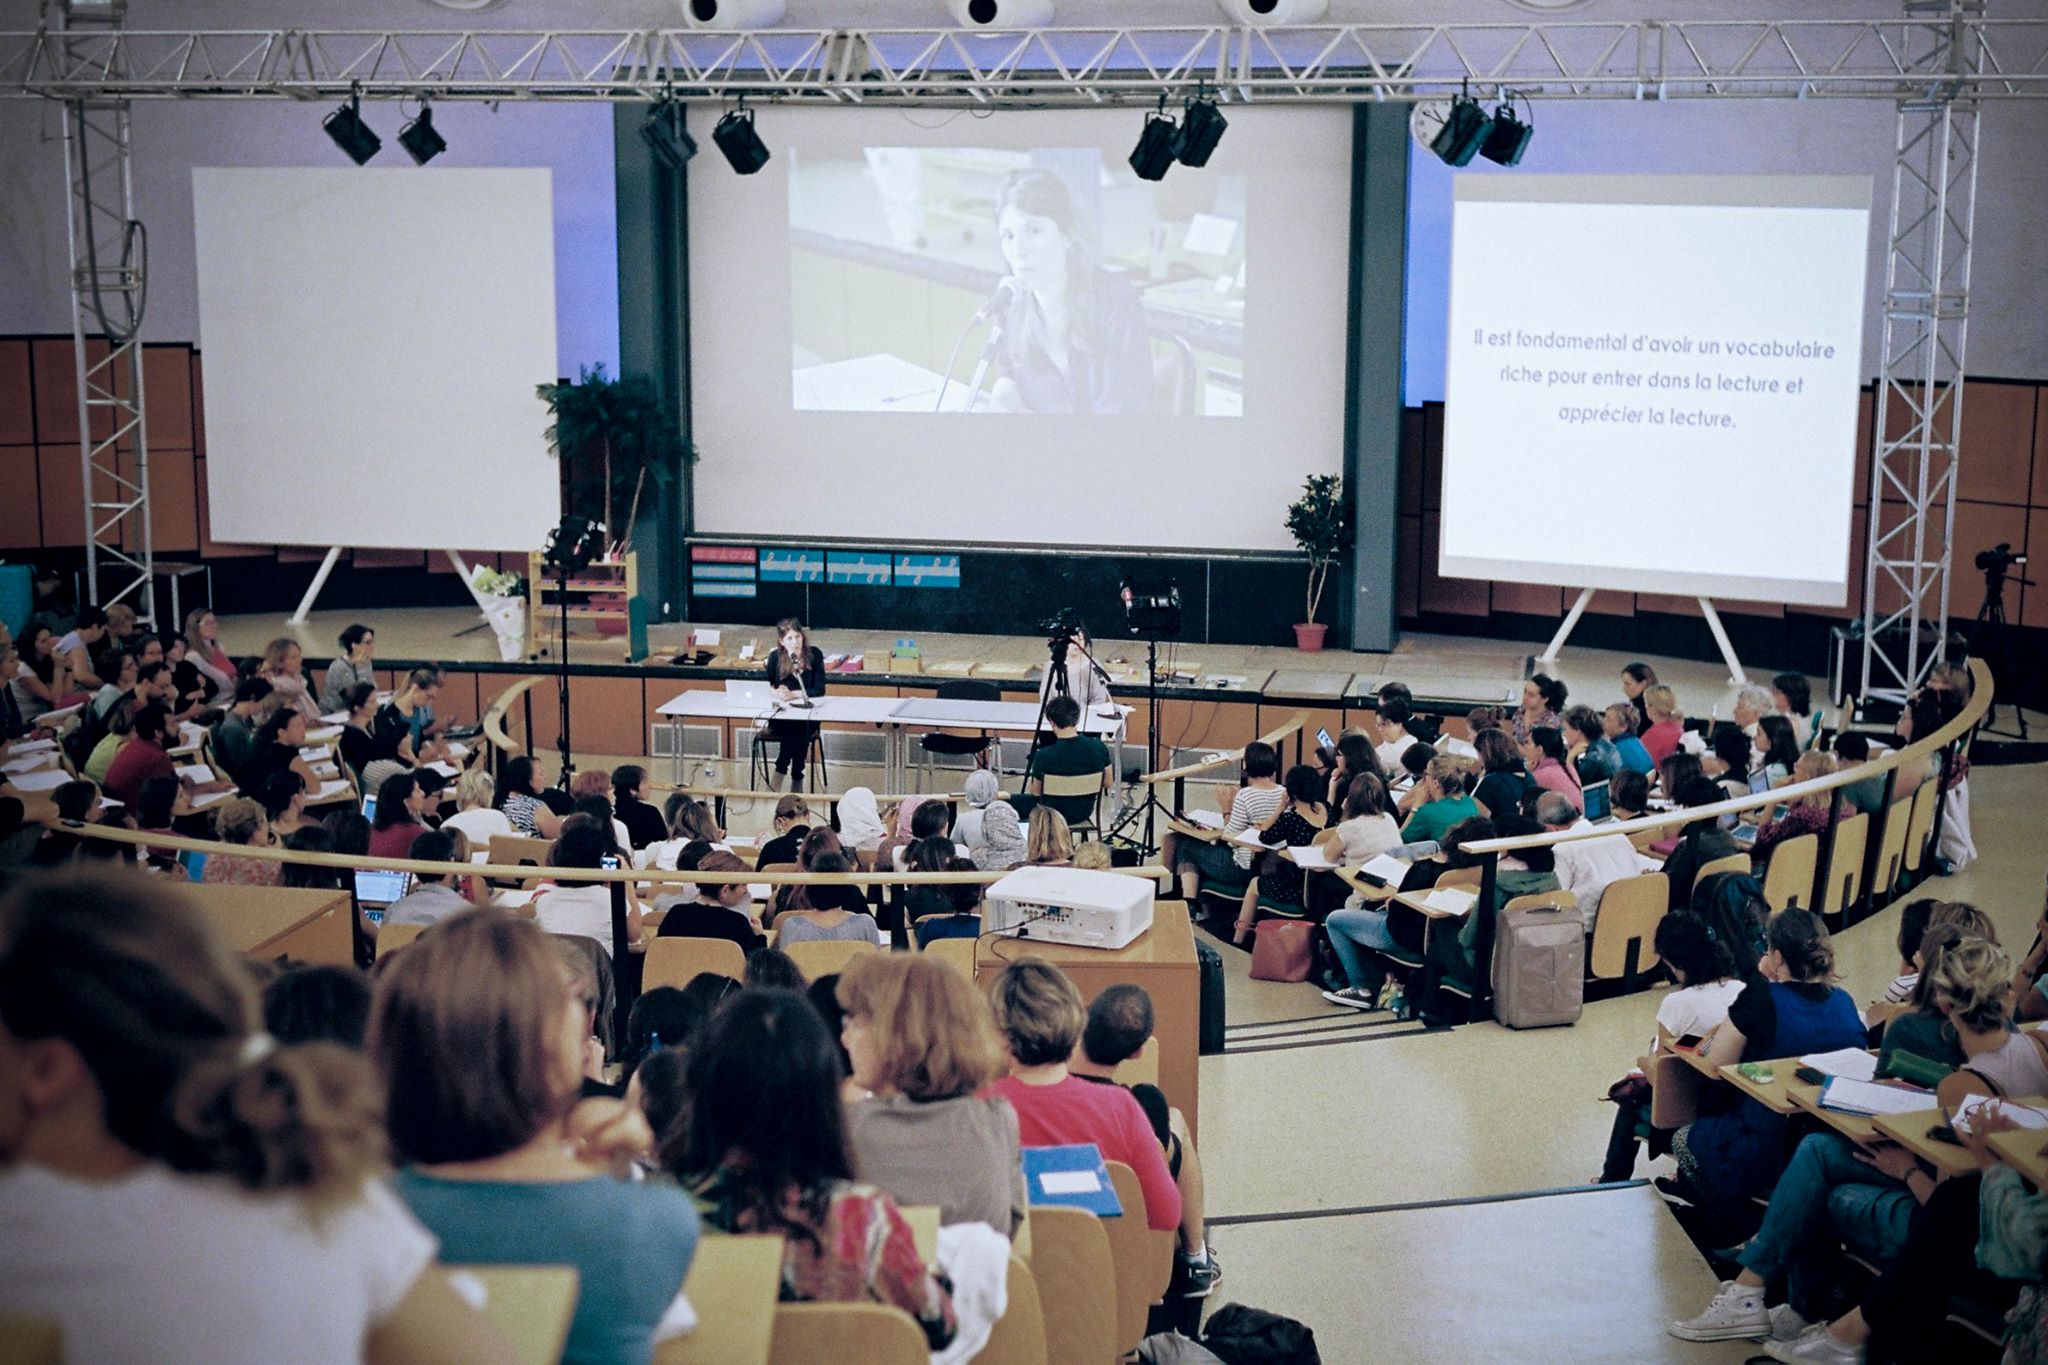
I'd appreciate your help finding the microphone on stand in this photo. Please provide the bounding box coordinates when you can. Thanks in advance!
[934,276,1019,413]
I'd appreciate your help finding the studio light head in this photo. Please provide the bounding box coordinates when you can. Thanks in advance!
[1429,92,1493,167]
[323,88,381,165]
[397,103,447,166]
[712,103,771,175]
[640,96,699,171]
[1479,94,1533,166]
[1176,93,1228,167]
[1129,109,1180,182]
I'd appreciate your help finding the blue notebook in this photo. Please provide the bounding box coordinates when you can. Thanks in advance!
[1021,1143,1124,1217]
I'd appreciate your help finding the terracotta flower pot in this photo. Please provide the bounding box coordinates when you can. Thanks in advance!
[1293,623,1328,652]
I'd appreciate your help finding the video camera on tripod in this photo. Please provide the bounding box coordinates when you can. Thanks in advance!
[1976,542,2032,590]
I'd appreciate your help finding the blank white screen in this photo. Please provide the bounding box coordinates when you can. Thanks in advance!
[688,107,1351,552]
[1439,175,1870,607]
[192,167,561,552]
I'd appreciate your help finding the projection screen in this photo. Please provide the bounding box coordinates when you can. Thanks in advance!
[1438,174,1871,607]
[192,167,561,552]
[686,107,1352,553]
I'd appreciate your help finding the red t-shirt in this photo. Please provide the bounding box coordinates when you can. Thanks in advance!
[988,1074,1182,1231]
[102,738,175,809]
[367,819,429,862]
[1643,719,1684,766]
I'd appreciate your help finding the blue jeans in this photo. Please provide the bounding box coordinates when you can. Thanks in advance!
[1739,1131,1916,1282]
[1325,906,1396,990]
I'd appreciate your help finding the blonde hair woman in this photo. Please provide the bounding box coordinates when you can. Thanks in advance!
[838,955,1023,1234]
[1641,683,1684,767]
[1025,805,1073,866]
[1751,750,1840,861]
[257,637,318,720]
[440,767,513,848]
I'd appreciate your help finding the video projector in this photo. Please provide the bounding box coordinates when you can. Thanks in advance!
[984,866,1155,950]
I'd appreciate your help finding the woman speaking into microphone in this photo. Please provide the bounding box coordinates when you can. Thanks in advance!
[765,618,826,793]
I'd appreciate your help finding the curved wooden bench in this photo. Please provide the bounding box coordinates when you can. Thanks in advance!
[481,675,546,764]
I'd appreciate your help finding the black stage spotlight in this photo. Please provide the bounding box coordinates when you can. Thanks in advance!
[397,103,446,166]
[1176,94,1227,167]
[1129,111,1180,182]
[640,97,698,171]
[712,104,770,175]
[1479,97,1533,166]
[322,89,381,165]
[1429,93,1493,167]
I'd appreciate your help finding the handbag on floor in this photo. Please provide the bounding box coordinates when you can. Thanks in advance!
[1248,918,1315,982]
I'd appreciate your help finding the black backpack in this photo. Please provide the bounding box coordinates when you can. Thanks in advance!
[1691,870,1771,975]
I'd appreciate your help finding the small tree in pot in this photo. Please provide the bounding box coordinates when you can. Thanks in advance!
[1285,473,1346,651]
[536,365,691,558]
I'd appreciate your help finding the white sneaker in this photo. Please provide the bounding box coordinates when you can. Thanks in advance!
[1321,987,1379,1011]
[1767,1303,1812,1343]
[1669,1281,1768,1342]
[1763,1323,1863,1363]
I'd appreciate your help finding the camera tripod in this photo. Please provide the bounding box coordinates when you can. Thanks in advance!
[1974,560,2032,739]
[1104,633,1172,857]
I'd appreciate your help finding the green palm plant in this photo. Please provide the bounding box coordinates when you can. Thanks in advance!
[536,365,691,556]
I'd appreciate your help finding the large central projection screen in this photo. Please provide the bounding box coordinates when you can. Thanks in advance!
[1438,175,1870,607]
[686,107,1352,553]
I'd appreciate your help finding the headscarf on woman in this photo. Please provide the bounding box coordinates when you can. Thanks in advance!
[971,800,1025,872]
[836,786,888,848]
[963,769,999,810]
[894,794,929,840]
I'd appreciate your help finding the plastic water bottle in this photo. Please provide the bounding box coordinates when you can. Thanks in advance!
[701,761,717,790]
[1384,982,1406,1018]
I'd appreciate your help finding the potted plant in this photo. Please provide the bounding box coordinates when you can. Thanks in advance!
[536,365,692,559]
[1285,473,1346,652]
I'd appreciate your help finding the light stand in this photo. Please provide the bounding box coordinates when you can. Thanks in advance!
[1972,542,2032,739]
[1105,581,1181,857]
[541,513,605,781]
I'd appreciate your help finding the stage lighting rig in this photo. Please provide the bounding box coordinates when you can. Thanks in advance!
[397,101,447,165]
[1429,91,1493,167]
[322,87,381,165]
[1176,90,1228,168]
[640,95,698,171]
[1479,93,1533,166]
[1129,99,1180,182]
[713,102,771,175]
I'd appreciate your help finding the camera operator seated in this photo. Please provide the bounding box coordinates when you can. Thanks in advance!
[1027,696,1114,830]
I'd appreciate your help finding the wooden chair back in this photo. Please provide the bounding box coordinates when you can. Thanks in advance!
[1650,1051,1702,1129]
[375,921,428,958]
[974,1256,1050,1365]
[1436,865,1484,891]
[643,936,748,992]
[1112,1043,1160,1090]
[0,1315,62,1365]
[444,1265,578,1365]
[1038,771,1105,829]
[1692,853,1751,890]
[1871,795,1915,901]
[1818,812,1870,922]
[1587,872,1667,982]
[1761,832,1818,910]
[1099,1162,1165,1359]
[920,934,978,981]
[1902,778,1939,876]
[780,937,879,982]
[486,834,556,889]
[656,1234,785,1365]
[1501,887,1577,914]
[1025,1205,1119,1365]
[768,1303,927,1365]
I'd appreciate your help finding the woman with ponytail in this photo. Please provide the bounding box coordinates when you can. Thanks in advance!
[0,868,512,1363]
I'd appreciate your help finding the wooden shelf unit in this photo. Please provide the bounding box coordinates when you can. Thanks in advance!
[527,550,637,658]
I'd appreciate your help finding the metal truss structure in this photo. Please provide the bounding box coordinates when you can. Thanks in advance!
[8,7,2037,669]
[1860,2,1983,705]
[51,1,154,629]
[3,18,2046,106]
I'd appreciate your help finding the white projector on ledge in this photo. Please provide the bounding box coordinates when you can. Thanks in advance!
[984,866,1154,950]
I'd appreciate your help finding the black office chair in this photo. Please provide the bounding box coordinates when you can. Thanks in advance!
[917,679,1001,789]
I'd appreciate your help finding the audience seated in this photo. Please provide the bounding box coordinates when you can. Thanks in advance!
[1704,726,1754,801]
[200,798,283,886]
[775,851,880,945]
[1513,673,1568,745]
[262,771,312,840]
[744,947,806,992]
[966,795,1025,873]
[1751,752,1841,861]
[838,953,1025,1235]
[1609,769,1651,823]
[101,703,176,808]
[1598,913,1745,1184]
[1026,695,1114,829]
[1070,984,1222,1297]
[1519,726,1584,814]
[53,605,109,691]
[835,786,889,854]
[911,860,986,947]
[606,765,665,851]
[372,907,697,1363]
[1373,697,1417,772]
[1620,662,1660,733]
[1537,791,1641,932]
[262,961,373,1047]
[1771,671,1818,751]
[496,756,563,840]
[440,768,512,847]
[240,707,320,801]
[1315,773,1400,867]
[0,868,512,1362]
[1469,728,1533,823]
[985,958,1181,1232]
[1641,684,1685,766]
[570,787,634,858]
[1233,762,1329,941]
[529,815,645,958]
[1023,806,1074,867]
[320,623,377,715]
[663,988,957,1347]
[1754,716,1801,788]
[1399,754,1481,844]
[367,772,433,861]
[652,849,763,954]
[1564,705,1620,787]
[1603,703,1656,776]
[1875,904,1997,1075]
[636,793,723,871]
[255,638,318,721]
[755,793,814,869]
[10,624,73,724]
[384,830,476,929]
[1660,777,1743,910]
[1161,739,1283,901]
[1668,910,1866,1212]
[884,795,952,872]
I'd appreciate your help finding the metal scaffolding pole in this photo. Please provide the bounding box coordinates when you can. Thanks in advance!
[54,0,154,628]
[1859,0,1981,704]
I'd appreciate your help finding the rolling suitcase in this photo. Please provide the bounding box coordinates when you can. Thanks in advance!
[1491,902,1585,1029]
